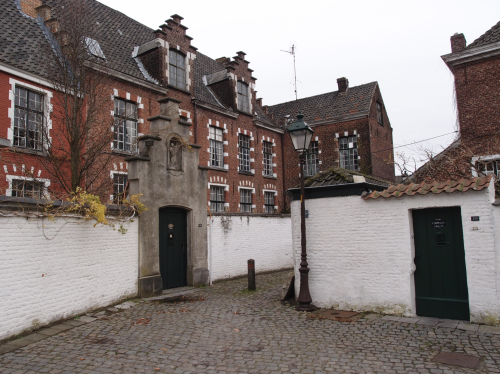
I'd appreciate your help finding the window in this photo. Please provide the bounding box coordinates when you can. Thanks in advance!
[339,136,359,171]
[11,179,44,199]
[210,186,225,212]
[209,127,224,168]
[263,141,273,176]
[478,160,500,178]
[239,134,250,172]
[304,141,319,177]
[237,81,249,112]
[169,50,186,90]
[85,37,106,60]
[377,101,383,125]
[264,192,275,214]
[240,189,252,213]
[113,174,128,203]
[13,87,44,150]
[114,99,138,153]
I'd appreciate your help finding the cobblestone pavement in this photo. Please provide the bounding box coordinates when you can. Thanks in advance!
[1,271,500,373]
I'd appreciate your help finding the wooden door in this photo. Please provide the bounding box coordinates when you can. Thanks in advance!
[159,208,187,289]
[412,207,470,320]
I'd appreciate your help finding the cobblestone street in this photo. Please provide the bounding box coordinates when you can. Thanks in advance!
[1,271,499,374]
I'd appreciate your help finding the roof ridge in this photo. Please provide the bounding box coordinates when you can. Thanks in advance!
[466,20,500,49]
[267,81,378,108]
[363,175,494,200]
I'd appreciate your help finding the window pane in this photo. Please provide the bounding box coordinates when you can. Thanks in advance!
[239,135,250,172]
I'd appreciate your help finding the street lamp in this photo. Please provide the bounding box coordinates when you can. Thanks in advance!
[287,112,315,312]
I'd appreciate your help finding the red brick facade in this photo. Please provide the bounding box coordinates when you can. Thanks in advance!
[413,23,500,183]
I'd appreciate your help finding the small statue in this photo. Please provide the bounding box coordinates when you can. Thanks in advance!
[168,140,182,169]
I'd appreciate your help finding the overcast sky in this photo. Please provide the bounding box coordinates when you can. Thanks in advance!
[100,0,500,175]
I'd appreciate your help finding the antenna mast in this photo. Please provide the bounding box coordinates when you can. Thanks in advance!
[281,44,297,100]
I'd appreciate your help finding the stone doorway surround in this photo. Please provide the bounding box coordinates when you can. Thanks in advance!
[126,97,209,298]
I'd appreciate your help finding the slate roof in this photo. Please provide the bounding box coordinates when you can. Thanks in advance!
[2,0,279,128]
[1,0,155,82]
[467,20,500,49]
[193,53,230,109]
[303,167,391,189]
[362,176,492,200]
[267,82,377,125]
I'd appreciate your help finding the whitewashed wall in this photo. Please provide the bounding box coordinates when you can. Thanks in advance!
[0,216,138,341]
[291,182,500,324]
[208,214,293,282]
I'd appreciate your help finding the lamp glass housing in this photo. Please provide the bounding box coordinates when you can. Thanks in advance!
[287,113,314,153]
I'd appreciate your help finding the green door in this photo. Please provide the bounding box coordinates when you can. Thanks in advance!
[159,208,187,289]
[412,207,469,320]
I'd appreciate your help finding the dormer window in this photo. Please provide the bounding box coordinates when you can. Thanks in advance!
[169,50,186,90]
[237,81,249,112]
[85,37,106,60]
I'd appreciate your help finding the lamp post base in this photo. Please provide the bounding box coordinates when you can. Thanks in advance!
[295,303,315,312]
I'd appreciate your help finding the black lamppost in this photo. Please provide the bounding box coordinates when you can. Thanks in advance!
[287,112,315,312]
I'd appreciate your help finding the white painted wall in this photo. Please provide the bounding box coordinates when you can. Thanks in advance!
[291,183,500,324]
[0,216,138,341]
[208,215,293,282]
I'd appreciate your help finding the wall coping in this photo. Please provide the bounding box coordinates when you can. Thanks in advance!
[208,212,291,218]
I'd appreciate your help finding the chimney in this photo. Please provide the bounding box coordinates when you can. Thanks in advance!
[451,33,466,53]
[20,0,42,18]
[337,77,349,93]
[171,14,184,24]
[262,105,269,114]
[256,98,262,107]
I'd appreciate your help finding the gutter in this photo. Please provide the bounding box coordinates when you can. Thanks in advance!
[287,182,388,201]
[442,41,500,69]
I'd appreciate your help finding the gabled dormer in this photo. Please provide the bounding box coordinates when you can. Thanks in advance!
[133,14,197,92]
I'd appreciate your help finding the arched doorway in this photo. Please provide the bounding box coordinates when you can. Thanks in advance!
[159,207,188,289]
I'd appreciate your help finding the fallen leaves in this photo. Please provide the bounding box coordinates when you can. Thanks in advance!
[131,318,151,326]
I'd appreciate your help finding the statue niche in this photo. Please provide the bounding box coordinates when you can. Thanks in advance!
[167,136,183,172]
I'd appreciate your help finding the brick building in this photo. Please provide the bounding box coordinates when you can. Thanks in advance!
[267,77,395,197]
[0,0,285,213]
[0,0,395,213]
[412,21,500,182]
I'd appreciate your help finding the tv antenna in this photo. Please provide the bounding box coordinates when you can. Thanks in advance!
[281,44,297,100]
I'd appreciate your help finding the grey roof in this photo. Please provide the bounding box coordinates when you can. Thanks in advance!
[1,0,155,81]
[303,167,391,188]
[193,52,230,109]
[205,69,229,85]
[467,20,500,49]
[267,82,377,125]
[2,0,280,128]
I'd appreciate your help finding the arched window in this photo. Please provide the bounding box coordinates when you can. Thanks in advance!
[169,50,186,89]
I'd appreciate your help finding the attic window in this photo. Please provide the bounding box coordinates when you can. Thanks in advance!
[85,37,106,59]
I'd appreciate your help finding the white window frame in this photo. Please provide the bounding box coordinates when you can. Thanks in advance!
[239,187,253,213]
[109,170,128,202]
[8,78,53,150]
[209,126,224,168]
[262,189,278,213]
[6,174,51,198]
[471,154,500,178]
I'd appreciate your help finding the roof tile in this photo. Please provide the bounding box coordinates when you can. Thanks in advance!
[362,176,493,200]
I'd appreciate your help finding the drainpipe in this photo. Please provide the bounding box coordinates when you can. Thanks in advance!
[193,101,198,144]
[281,131,286,212]
[208,207,213,285]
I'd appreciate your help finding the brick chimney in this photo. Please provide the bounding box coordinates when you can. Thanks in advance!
[451,33,467,53]
[256,98,262,107]
[337,77,349,93]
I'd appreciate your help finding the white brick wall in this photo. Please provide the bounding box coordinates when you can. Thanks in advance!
[0,217,138,341]
[291,183,500,324]
[208,215,293,282]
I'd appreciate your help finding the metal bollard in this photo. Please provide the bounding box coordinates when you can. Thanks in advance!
[248,259,256,291]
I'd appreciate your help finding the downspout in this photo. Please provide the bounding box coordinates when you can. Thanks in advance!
[281,130,286,212]
[207,207,213,285]
[193,101,198,144]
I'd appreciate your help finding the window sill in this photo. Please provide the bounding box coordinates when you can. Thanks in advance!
[167,84,191,95]
[112,150,138,157]
[239,171,254,176]
[263,175,277,180]
[7,146,46,157]
[205,166,228,173]
[237,110,253,118]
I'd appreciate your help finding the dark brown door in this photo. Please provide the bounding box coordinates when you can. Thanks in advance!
[412,207,469,320]
[159,208,187,289]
